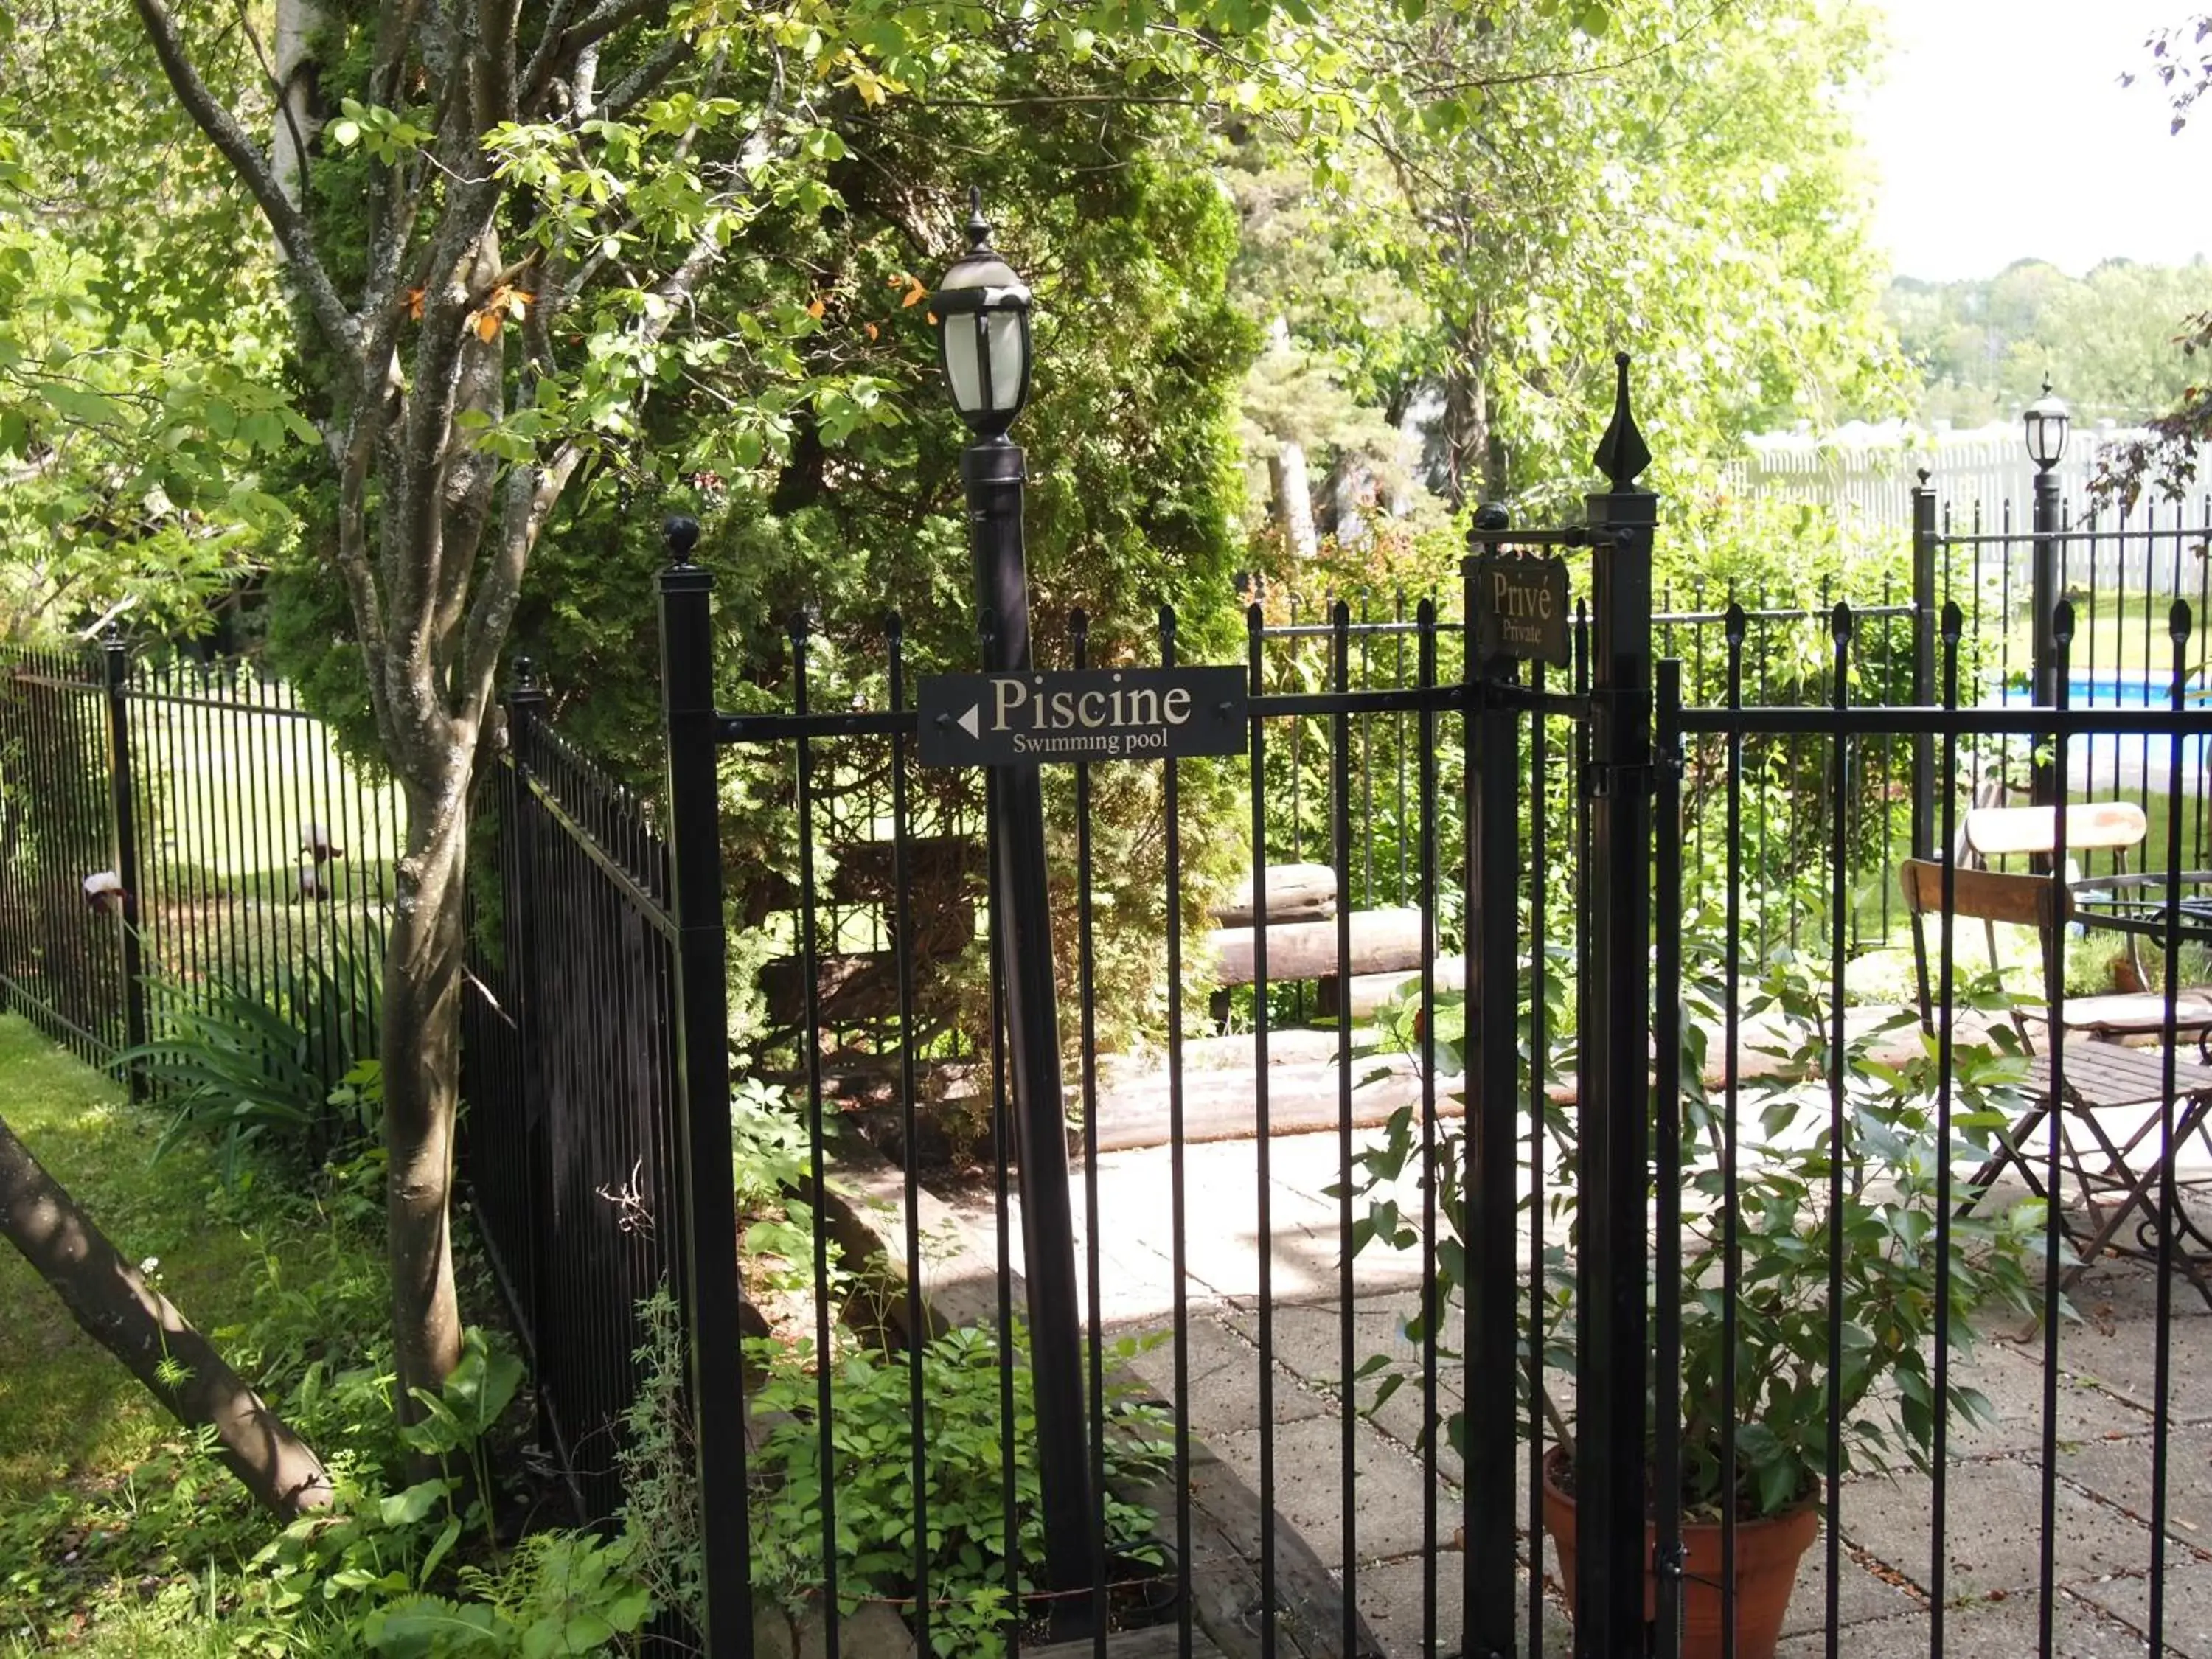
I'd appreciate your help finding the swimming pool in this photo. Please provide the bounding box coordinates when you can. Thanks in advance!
[1986,668,2212,788]
[1991,667,2207,709]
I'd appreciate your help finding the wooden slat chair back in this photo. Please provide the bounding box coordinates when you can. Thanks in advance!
[1899,856,2212,1306]
[1961,801,2149,863]
[1955,804,2212,1043]
[1898,858,2065,1050]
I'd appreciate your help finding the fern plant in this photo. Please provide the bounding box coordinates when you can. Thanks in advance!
[122,929,384,1172]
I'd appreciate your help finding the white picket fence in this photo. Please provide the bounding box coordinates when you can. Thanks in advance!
[1722,422,2212,595]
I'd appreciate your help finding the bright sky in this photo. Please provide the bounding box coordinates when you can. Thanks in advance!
[1859,0,2210,281]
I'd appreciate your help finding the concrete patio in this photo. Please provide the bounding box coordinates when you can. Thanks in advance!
[923,1117,2212,1658]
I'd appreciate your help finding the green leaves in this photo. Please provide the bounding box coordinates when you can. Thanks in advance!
[403,1329,527,1461]
[324,98,437,164]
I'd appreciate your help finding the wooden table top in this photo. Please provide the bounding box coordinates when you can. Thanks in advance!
[2026,1037,2212,1109]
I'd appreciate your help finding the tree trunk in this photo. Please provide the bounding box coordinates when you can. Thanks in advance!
[381,762,472,1416]
[271,0,325,208]
[1441,312,1511,512]
[0,1112,333,1518]
[1441,337,1487,514]
[1268,439,1319,560]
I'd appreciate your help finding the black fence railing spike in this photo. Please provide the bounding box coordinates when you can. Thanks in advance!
[2172,599,2195,642]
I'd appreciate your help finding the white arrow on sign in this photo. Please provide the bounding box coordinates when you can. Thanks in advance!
[956,703,981,740]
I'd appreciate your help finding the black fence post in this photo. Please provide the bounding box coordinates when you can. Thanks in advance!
[504,661,554,1453]
[101,629,147,1096]
[1910,468,1938,858]
[962,441,1095,1608]
[2031,465,2061,807]
[655,517,753,1659]
[1461,507,1520,1659]
[1577,354,1659,1658]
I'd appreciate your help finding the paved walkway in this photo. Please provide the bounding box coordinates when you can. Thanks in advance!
[927,1121,2212,1658]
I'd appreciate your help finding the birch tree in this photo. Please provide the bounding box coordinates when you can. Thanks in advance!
[123,0,918,1405]
[125,0,1312,1405]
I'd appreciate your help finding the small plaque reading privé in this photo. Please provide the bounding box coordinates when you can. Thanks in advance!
[917,667,1248,767]
[1473,554,1571,667]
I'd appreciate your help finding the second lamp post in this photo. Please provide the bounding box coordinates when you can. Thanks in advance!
[933,189,1097,1612]
[2024,378,2070,806]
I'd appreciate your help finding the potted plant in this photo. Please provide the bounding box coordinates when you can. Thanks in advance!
[1344,931,2049,1659]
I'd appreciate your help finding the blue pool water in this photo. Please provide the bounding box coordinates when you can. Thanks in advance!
[1991,668,2205,709]
[1986,669,2212,787]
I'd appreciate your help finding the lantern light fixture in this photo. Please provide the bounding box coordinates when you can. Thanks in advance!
[932,187,1032,436]
[2023,377,2070,473]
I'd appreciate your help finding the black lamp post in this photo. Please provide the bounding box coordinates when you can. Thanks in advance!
[2024,378,2070,805]
[933,187,1095,1611]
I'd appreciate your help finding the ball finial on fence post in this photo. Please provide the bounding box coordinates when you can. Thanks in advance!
[663,515,700,565]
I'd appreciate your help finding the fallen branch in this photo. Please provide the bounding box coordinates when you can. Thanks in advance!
[0,1111,333,1519]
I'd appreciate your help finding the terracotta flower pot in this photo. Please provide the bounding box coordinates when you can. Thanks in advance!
[1538,1447,1818,1659]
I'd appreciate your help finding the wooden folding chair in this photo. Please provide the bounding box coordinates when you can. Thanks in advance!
[1960,803,2212,1045]
[1900,858,2212,1305]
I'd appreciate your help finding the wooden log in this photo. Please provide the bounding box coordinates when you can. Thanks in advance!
[1203,907,1424,986]
[760,950,959,1028]
[1211,862,1338,928]
[1318,957,1468,1020]
[1085,1051,1457,1154]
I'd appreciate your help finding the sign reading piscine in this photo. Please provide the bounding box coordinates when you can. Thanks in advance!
[917,667,1248,767]
[1472,554,1572,668]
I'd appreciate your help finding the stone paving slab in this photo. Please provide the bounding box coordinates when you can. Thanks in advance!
[1210,1414,1437,1568]
[1112,1310,1334,1432]
[922,1110,2212,1658]
[1354,1552,1576,1658]
[1774,1591,2164,1657]
[2050,1318,2212,1426]
[2068,1259,2212,1326]
[1945,1338,2156,1458]
[2073,1552,2212,1658]
[1777,1526,1924,1636]
[2059,1425,2212,1544]
[1840,1457,2154,1600]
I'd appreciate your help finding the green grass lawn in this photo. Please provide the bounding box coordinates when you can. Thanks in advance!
[0,1016,392,1654]
[0,1017,276,1500]
[2000,588,2212,678]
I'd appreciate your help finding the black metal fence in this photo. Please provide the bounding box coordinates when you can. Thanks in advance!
[11,434,2211,1659]
[1647,599,2212,1659]
[461,678,688,1531]
[0,638,395,1089]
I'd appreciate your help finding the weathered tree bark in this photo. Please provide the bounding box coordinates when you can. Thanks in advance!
[131,0,748,1412]
[270,0,326,208]
[381,764,474,1406]
[1441,310,1509,512]
[0,1112,333,1519]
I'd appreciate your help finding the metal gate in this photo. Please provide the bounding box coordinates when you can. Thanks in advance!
[625,357,1675,1658]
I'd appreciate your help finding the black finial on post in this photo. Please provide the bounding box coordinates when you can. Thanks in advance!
[664,514,700,565]
[967,184,990,251]
[514,655,538,690]
[1916,467,1932,488]
[1593,351,1651,493]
